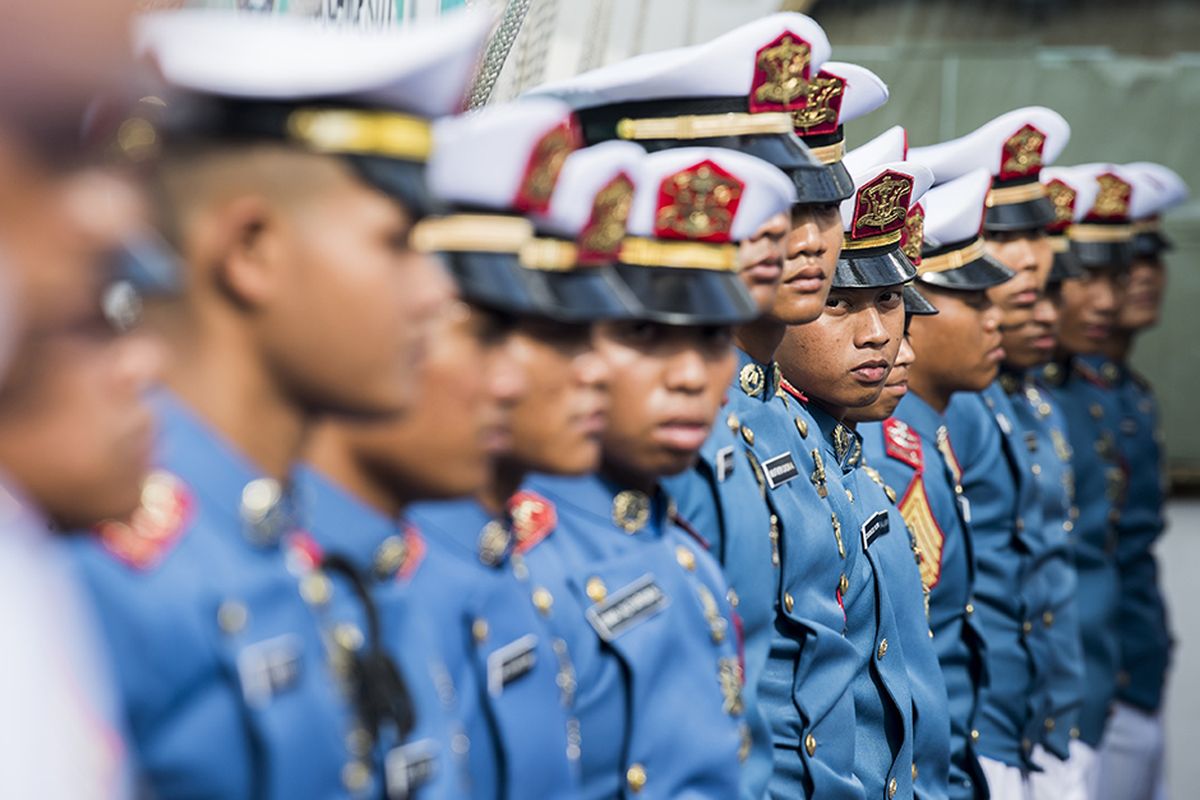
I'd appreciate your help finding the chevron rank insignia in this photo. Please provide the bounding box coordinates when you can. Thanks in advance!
[899,474,944,591]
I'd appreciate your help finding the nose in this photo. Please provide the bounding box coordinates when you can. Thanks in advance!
[856,307,890,349]
[664,344,708,394]
[575,336,612,393]
[488,341,527,409]
[115,328,166,394]
[755,212,789,247]
[1032,295,1058,327]
[982,302,1003,333]
[895,335,916,369]
[1093,273,1121,315]
[786,209,829,260]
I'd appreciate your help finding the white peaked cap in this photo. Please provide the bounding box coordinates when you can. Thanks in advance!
[1055,163,1151,222]
[1125,162,1190,219]
[909,106,1070,184]
[534,141,645,238]
[920,169,992,249]
[1041,166,1102,225]
[839,160,935,235]
[136,7,493,118]
[843,125,907,174]
[802,61,889,131]
[528,12,830,109]
[626,148,796,242]
[428,98,579,212]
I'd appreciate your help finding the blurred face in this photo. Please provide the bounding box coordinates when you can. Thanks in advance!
[334,302,525,504]
[845,330,915,424]
[1058,268,1129,354]
[777,284,905,413]
[261,174,455,418]
[504,318,611,476]
[1118,257,1166,332]
[597,321,735,482]
[771,203,843,324]
[738,211,788,313]
[1004,288,1060,370]
[907,285,1004,399]
[985,228,1053,332]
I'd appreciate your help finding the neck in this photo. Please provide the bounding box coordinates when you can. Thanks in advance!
[907,369,952,414]
[305,424,405,520]
[478,457,527,516]
[811,396,848,423]
[601,457,658,496]
[160,324,306,482]
[1101,330,1134,363]
[735,317,785,363]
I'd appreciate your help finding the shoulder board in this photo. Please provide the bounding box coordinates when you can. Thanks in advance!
[670,510,711,551]
[882,418,923,471]
[94,470,193,571]
[898,474,945,592]
[509,491,557,554]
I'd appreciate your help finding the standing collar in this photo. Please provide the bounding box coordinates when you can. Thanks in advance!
[893,391,945,440]
[407,498,511,567]
[733,347,782,405]
[529,472,669,539]
[295,466,400,570]
[806,402,862,472]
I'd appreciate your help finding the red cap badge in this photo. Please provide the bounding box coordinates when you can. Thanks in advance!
[749,31,813,114]
[578,172,635,264]
[998,124,1047,181]
[851,170,914,241]
[654,159,745,243]
[791,70,845,136]
[514,117,581,214]
[901,203,925,264]
[1044,178,1076,233]
[1087,172,1132,221]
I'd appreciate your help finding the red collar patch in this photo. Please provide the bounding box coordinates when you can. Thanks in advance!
[95,470,193,571]
[882,417,923,471]
[509,491,557,554]
[779,377,808,403]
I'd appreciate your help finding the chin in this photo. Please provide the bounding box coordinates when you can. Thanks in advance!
[657,450,700,478]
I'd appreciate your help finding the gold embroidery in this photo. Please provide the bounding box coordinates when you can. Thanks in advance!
[754,35,812,107]
[656,162,744,240]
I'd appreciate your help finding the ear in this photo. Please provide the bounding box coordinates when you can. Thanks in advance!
[210,194,285,310]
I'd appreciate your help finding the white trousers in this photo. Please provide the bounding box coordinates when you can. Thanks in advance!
[1030,741,1095,800]
[980,756,1033,800]
[1095,701,1168,800]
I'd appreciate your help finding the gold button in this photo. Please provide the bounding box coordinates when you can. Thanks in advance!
[333,623,365,652]
[877,638,888,660]
[971,729,980,742]
[912,764,918,781]
[727,589,740,608]
[1090,403,1104,420]
[1063,520,1075,532]
[805,733,817,756]
[784,592,794,613]
[341,761,370,792]
[587,577,608,603]
[675,545,697,572]
[300,573,332,606]
[1070,727,1081,739]
[1045,717,1056,731]
[1015,517,1024,532]
[888,777,898,798]
[727,413,740,431]
[845,489,854,504]
[954,484,964,495]
[839,574,849,594]
[532,587,554,615]
[965,603,975,616]
[1021,737,1032,752]
[217,600,248,635]
[346,727,372,757]
[1022,620,1033,635]
[626,763,647,793]
[1043,611,1055,627]
[741,425,755,446]
[1031,463,1042,476]
[472,618,489,643]
[795,417,809,438]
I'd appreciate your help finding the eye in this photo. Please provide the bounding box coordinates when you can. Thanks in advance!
[700,325,734,348]
[878,290,903,310]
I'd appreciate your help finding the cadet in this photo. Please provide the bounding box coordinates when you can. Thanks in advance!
[776,143,937,800]
[520,146,794,799]
[69,10,491,797]
[1071,163,1186,800]
[533,14,875,797]
[1041,164,1149,794]
[860,166,1015,800]
[911,107,1078,797]
[403,101,654,799]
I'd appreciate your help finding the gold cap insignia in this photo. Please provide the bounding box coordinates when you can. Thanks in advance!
[578,172,634,263]
[1044,178,1076,232]
[750,32,812,113]
[851,170,914,241]
[901,203,925,264]
[515,119,580,214]
[612,490,651,534]
[791,71,845,135]
[999,124,1046,180]
[1089,173,1132,220]
[655,160,745,243]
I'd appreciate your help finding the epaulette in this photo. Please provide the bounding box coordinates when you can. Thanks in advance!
[862,465,897,504]
[882,418,923,471]
[509,490,557,554]
[670,509,712,551]
[95,470,193,570]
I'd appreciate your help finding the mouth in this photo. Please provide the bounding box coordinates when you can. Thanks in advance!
[850,360,890,386]
[575,408,609,438]
[481,424,514,454]
[1083,322,1112,340]
[1031,334,1057,351]
[883,379,909,399]
[654,418,711,452]
[741,258,784,284]
[781,263,826,294]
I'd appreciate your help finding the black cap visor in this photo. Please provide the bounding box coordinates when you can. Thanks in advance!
[1069,238,1134,270]
[1133,231,1172,260]
[346,155,440,220]
[902,284,938,316]
[613,263,758,326]
[525,265,643,322]
[983,195,1056,232]
[834,243,917,289]
[916,246,1015,292]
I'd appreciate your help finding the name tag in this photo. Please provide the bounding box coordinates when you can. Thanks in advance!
[861,510,890,550]
[386,739,438,799]
[716,446,735,482]
[237,634,302,708]
[486,634,538,697]
[586,574,669,641]
[762,452,799,489]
